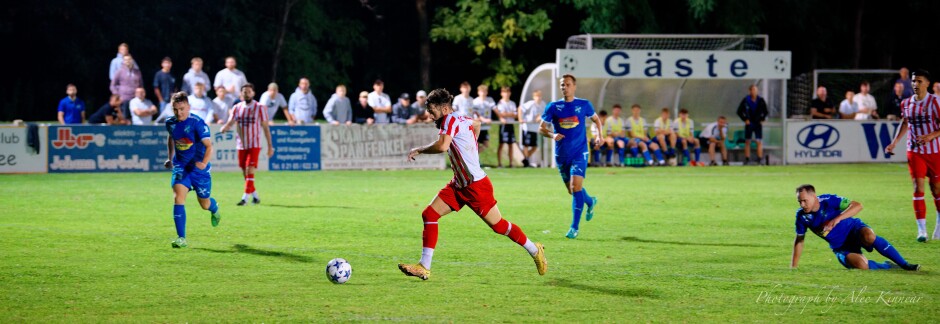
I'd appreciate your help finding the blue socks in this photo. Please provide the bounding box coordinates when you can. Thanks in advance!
[694,147,701,161]
[571,190,584,230]
[872,236,909,267]
[642,150,652,162]
[592,150,601,164]
[631,147,639,157]
[208,198,219,214]
[582,189,594,208]
[605,150,612,163]
[173,204,186,238]
[867,260,892,270]
[653,149,664,161]
[617,147,625,162]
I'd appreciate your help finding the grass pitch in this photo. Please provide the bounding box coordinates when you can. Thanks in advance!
[1,164,938,321]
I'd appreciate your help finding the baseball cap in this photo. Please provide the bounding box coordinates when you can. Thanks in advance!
[416,90,427,98]
[399,93,410,100]
[359,91,369,98]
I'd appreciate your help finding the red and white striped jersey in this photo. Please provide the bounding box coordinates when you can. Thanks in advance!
[231,100,269,150]
[438,113,486,188]
[902,93,940,154]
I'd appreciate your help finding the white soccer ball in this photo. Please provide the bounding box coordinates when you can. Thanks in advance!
[326,258,352,284]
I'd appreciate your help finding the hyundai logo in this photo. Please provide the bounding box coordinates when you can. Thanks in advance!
[797,124,840,149]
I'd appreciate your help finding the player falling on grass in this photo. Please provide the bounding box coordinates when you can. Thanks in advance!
[539,74,602,239]
[886,69,940,242]
[164,92,221,248]
[220,83,274,206]
[791,184,919,271]
[398,88,547,280]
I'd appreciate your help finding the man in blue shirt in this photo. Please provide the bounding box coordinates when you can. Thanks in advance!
[57,84,85,124]
[539,74,603,239]
[154,57,177,111]
[736,84,769,165]
[791,184,919,271]
[164,91,221,248]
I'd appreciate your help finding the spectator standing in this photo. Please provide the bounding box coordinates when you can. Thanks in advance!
[213,56,247,103]
[153,57,176,111]
[883,82,904,121]
[110,54,142,103]
[88,94,128,125]
[810,86,837,119]
[853,81,879,120]
[495,86,518,168]
[324,84,353,125]
[212,86,234,124]
[352,91,375,125]
[473,85,496,150]
[260,82,288,125]
[452,82,475,118]
[57,84,86,124]
[898,67,914,98]
[411,90,431,123]
[182,57,211,95]
[699,116,728,166]
[518,90,545,167]
[187,82,215,121]
[288,78,317,125]
[839,91,859,119]
[391,93,415,124]
[736,84,768,165]
[108,43,138,80]
[129,87,158,125]
[368,79,392,124]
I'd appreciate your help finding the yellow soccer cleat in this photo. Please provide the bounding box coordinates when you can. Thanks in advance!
[398,263,431,280]
[533,242,547,275]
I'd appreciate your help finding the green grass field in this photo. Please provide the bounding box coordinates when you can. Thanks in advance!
[1,164,938,322]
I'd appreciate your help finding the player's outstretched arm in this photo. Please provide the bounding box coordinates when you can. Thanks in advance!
[408,134,454,160]
[165,134,174,169]
[791,234,805,269]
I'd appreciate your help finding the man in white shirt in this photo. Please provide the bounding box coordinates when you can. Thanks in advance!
[853,81,880,120]
[129,87,158,125]
[260,82,288,125]
[839,91,859,119]
[495,86,518,168]
[213,56,247,103]
[288,78,317,125]
[368,79,392,124]
[182,57,211,95]
[324,84,353,125]
[473,85,496,150]
[451,81,475,118]
[518,90,545,167]
[187,82,215,121]
[699,116,728,166]
[212,86,234,124]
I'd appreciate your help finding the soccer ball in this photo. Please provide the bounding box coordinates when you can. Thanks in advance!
[326,258,352,284]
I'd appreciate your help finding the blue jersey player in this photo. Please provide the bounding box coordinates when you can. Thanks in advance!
[164,92,221,248]
[539,74,604,239]
[791,184,919,271]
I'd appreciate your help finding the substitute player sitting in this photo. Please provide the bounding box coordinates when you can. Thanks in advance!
[672,108,701,166]
[399,88,547,280]
[604,104,628,166]
[626,104,664,166]
[164,92,221,248]
[791,184,920,271]
[653,108,677,160]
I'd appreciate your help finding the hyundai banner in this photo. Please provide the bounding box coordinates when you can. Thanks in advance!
[786,121,906,164]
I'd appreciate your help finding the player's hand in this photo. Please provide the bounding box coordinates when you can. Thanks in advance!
[288,120,295,127]
[823,218,842,232]
[220,125,229,133]
[594,137,603,147]
[195,161,207,170]
[916,134,937,145]
[164,159,172,169]
[885,143,896,155]
[552,133,565,141]
[267,147,274,157]
[345,121,352,125]
[408,148,420,161]
[745,120,750,125]
[331,121,340,125]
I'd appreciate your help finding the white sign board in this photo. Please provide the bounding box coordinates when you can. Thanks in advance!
[557,49,791,79]
[0,126,48,173]
[210,124,269,172]
[320,124,446,170]
[786,121,906,164]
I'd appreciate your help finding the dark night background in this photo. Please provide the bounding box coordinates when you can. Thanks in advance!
[2,0,938,121]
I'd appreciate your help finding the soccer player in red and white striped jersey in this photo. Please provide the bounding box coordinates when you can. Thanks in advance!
[221,83,274,206]
[886,69,940,241]
[398,88,547,280]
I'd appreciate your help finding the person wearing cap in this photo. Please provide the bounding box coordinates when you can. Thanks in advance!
[392,92,417,124]
[411,90,432,123]
[352,91,375,125]
[288,77,317,125]
[260,82,288,125]
[368,79,392,124]
[324,84,353,125]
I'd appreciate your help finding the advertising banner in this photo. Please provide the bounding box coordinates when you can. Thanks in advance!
[557,49,791,79]
[48,125,167,172]
[786,120,906,164]
[269,125,320,171]
[320,124,445,170]
[0,126,48,173]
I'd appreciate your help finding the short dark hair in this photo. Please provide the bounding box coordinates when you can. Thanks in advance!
[679,108,689,114]
[241,83,254,91]
[718,115,726,120]
[162,57,172,63]
[612,104,622,109]
[599,110,608,116]
[373,79,384,86]
[631,104,641,109]
[661,108,670,113]
[427,88,453,108]
[460,81,470,88]
[561,74,577,84]
[170,91,189,105]
[795,184,815,194]
[860,80,870,86]
[913,69,932,83]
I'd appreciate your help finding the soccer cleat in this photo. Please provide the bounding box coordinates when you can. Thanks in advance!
[211,210,221,227]
[933,227,940,240]
[532,242,547,275]
[236,199,247,206]
[709,161,717,166]
[171,237,188,248]
[252,197,261,205]
[586,196,598,221]
[398,263,431,280]
[565,228,578,239]
[900,263,921,271]
[917,230,928,242]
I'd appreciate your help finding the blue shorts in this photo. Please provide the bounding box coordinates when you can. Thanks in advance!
[745,123,763,141]
[171,163,213,199]
[556,155,588,183]
[829,218,873,269]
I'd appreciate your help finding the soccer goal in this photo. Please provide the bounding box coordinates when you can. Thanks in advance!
[520,34,791,165]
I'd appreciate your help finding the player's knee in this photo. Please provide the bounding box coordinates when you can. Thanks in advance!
[860,228,876,247]
[422,205,441,223]
[199,199,211,210]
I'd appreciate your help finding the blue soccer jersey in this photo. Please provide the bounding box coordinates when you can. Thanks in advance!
[166,115,211,168]
[794,194,859,249]
[541,98,596,161]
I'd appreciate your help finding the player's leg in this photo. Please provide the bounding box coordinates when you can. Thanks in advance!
[841,252,871,270]
[192,165,221,227]
[649,141,664,165]
[604,136,615,166]
[248,148,261,204]
[755,125,764,163]
[480,204,546,275]
[400,191,455,280]
[497,142,505,167]
[616,138,626,166]
[909,152,928,241]
[744,125,753,163]
[718,138,728,165]
[237,149,249,206]
[692,138,702,164]
[860,227,919,270]
[925,156,940,240]
[668,132,677,157]
[567,158,595,237]
[171,182,189,248]
[506,126,516,167]
[638,141,653,164]
[707,138,717,165]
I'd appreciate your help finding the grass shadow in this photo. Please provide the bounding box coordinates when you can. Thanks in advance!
[621,236,774,248]
[265,204,357,209]
[194,244,315,263]
[548,278,657,298]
